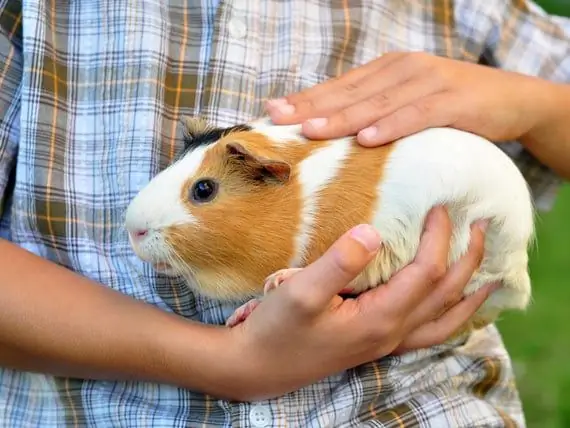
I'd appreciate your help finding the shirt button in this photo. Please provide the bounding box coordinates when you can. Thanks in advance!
[249,405,271,427]
[228,17,247,39]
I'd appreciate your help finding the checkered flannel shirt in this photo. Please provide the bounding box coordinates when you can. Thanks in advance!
[0,0,569,426]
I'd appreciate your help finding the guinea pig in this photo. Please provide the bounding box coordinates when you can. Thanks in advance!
[124,115,535,332]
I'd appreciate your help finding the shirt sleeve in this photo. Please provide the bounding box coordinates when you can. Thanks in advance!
[455,0,570,211]
[456,0,570,82]
[0,0,23,216]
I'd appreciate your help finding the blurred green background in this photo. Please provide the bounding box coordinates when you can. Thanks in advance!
[496,2,570,427]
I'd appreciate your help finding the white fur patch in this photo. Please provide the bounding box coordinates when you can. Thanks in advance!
[370,127,534,312]
[124,145,209,262]
[289,138,353,267]
[249,116,308,144]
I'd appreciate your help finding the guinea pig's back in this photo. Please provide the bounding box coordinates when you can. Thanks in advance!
[364,127,534,315]
[372,127,534,245]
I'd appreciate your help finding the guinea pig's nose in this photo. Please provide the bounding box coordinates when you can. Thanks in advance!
[132,229,148,240]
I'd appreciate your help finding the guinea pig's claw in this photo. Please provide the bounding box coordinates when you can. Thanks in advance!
[225,298,261,328]
[263,268,304,294]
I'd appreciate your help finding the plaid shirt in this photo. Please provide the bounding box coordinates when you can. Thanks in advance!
[0,0,569,426]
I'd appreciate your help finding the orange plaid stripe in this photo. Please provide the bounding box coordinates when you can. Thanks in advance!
[0,0,568,426]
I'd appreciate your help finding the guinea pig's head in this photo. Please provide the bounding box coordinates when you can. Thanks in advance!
[124,116,306,300]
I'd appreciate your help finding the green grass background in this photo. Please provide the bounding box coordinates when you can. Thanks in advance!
[495,2,570,427]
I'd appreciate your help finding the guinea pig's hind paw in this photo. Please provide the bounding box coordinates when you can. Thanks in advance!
[263,268,304,294]
[225,298,262,328]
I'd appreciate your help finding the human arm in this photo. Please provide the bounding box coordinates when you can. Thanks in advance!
[0,237,240,396]
[517,75,570,179]
[265,1,570,179]
[0,1,239,397]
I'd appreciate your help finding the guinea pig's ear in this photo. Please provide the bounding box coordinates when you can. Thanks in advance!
[180,116,212,146]
[226,142,291,184]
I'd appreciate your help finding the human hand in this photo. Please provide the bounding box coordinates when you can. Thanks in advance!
[227,206,498,401]
[265,52,555,146]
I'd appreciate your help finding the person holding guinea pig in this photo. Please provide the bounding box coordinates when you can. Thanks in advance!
[0,1,568,427]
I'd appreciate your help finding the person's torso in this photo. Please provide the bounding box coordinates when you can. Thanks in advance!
[0,0,554,426]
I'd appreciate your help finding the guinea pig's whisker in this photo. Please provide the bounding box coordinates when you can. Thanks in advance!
[167,231,223,264]
[167,248,205,289]
[165,246,185,268]
[165,242,195,274]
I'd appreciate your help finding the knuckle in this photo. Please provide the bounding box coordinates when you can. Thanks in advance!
[342,82,360,95]
[424,261,447,282]
[367,92,392,111]
[283,286,313,310]
[363,320,397,343]
[442,292,463,312]
[410,99,435,118]
[297,97,318,113]
[297,299,319,315]
[329,105,374,136]
[377,109,405,136]
[334,256,360,279]
[333,108,353,128]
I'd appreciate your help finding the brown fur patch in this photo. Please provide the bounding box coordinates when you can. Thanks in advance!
[301,143,395,268]
[165,127,397,300]
[166,130,329,300]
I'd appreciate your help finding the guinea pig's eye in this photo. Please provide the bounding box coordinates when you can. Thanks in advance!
[190,178,219,203]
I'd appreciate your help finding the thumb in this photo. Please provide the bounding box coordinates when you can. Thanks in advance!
[285,224,382,313]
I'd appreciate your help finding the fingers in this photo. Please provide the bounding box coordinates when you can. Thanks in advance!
[394,281,501,353]
[265,51,467,145]
[299,75,444,141]
[265,53,406,125]
[402,219,488,331]
[372,206,452,316]
[280,224,381,316]
[356,92,460,146]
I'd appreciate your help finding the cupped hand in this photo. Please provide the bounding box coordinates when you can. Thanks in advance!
[265,52,554,146]
[228,206,498,401]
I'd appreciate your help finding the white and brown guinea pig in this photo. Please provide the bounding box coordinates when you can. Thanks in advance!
[124,115,535,331]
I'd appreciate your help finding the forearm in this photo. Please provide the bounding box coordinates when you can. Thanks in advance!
[521,81,570,180]
[0,239,238,397]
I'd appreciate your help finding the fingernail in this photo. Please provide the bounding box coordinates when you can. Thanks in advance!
[349,224,381,252]
[475,219,489,232]
[358,126,378,142]
[306,117,328,130]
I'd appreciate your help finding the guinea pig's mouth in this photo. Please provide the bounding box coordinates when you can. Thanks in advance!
[152,261,175,273]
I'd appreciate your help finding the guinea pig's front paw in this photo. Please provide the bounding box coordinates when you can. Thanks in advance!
[225,298,262,328]
[263,268,304,294]
[225,268,304,328]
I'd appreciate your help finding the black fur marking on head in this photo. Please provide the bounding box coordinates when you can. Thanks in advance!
[173,116,252,163]
[183,124,252,152]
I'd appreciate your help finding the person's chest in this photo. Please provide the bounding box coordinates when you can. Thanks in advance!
[5,0,484,321]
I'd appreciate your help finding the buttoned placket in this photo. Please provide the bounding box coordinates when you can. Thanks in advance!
[206,3,275,424]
